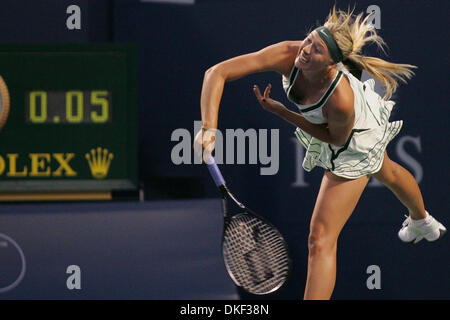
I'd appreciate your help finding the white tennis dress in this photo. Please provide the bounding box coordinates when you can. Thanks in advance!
[282,64,403,179]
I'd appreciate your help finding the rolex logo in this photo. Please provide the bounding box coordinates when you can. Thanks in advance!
[85,147,114,179]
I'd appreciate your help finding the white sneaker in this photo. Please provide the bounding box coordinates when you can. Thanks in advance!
[398,211,447,244]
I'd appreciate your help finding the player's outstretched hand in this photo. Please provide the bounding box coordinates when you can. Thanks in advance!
[253,83,287,115]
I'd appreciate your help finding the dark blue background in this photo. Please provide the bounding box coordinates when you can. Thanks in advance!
[0,0,448,299]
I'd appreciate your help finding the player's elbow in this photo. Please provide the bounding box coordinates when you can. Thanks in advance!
[205,65,218,77]
[204,64,226,82]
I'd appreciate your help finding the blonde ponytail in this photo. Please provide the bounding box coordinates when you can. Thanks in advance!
[323,6,417,100]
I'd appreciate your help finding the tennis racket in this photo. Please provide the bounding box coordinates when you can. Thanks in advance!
[205,156,291,295]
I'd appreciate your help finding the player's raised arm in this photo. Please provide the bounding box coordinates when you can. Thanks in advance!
[194,41,299,158]
[199,41,298,131]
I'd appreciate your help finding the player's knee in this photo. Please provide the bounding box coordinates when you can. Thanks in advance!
[308,224,336,256]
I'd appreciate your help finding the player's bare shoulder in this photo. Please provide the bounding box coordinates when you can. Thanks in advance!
[276,40,301,77]
[254,40,301,75]
[285,40,302,53]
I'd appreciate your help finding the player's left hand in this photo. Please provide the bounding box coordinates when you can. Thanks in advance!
[253,83,287,115]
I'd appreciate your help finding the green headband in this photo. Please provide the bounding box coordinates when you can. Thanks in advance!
[315,26,343,63]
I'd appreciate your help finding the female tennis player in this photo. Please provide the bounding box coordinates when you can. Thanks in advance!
[194,7,446,300]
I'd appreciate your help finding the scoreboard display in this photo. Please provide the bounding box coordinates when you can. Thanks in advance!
[0,44,138,200]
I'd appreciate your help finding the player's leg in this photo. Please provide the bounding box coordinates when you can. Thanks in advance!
[370,151,446,243]
[370,151,426,220]
[304,170,369,300]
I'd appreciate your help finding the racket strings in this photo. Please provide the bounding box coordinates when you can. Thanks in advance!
[223,214,289,294]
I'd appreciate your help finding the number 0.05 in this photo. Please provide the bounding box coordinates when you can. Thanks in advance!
[28,90,110,124]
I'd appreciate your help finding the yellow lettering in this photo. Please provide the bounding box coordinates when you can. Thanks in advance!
[29,153,51,177]
[53,153,77,177]
[0,155,5,175]
[91,91,109,123]
[66,91,83,123]
[6,154,28,177]
[29,91,47,123]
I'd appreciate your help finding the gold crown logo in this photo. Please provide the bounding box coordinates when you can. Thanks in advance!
[85,147,114,179]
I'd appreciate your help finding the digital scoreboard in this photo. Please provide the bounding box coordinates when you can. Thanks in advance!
[0,44,138,200]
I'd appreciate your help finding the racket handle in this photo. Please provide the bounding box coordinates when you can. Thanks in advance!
[205,156,226,187]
